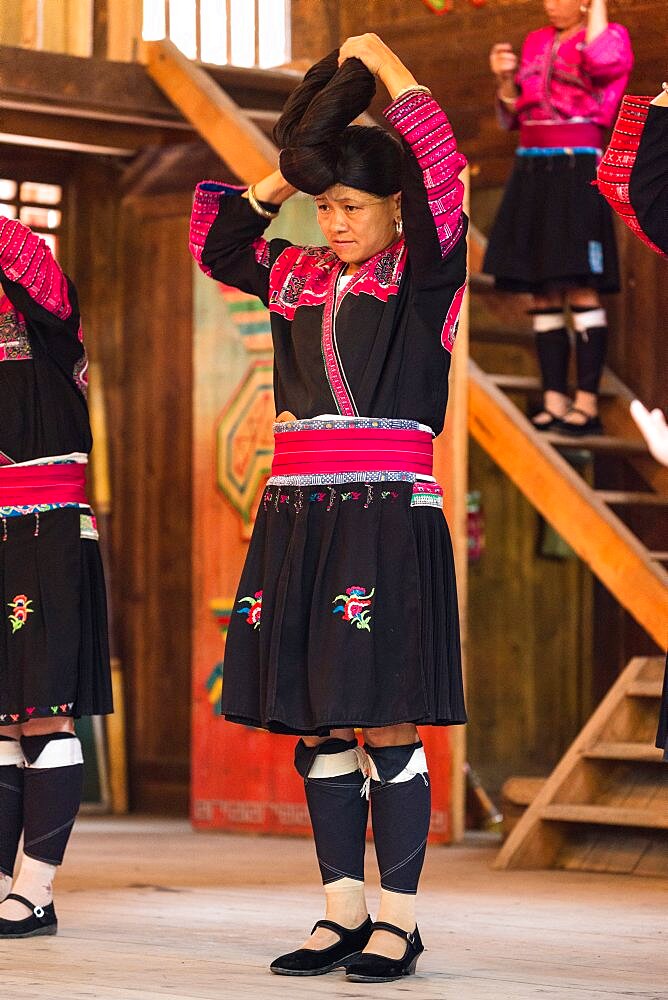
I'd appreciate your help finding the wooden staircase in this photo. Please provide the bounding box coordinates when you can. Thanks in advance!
[494,656,667,876]
[468,359,668,648]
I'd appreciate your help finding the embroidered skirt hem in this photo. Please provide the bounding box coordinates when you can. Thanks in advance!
[220,481,466,735]
[0,508,113,723]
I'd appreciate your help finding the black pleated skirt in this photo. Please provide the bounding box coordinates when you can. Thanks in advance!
[483,151,620,295]
[221,480,467,735]
[0,507,113,725]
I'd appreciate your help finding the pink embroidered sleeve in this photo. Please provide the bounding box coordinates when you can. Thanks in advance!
[384,91,467,259]
[0,216,72,320]
[581,23,633,85]
[189,181,273,276]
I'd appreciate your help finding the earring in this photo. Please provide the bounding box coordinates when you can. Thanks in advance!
[395,218,403,237]
[580,2,588,11]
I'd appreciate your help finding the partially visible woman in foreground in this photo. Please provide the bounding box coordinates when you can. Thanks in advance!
[190,33,467,983]
[0,217,112,938]
[598,79,668,761]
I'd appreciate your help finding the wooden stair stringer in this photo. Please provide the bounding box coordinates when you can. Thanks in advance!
[144,38,278,183]
[468,360,668,648]
[494,657,665,871]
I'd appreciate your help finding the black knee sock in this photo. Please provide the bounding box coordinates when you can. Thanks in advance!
[295,738,368,885]
[535,327,571,396]
[574,326,608,394]
[365,742,431,895]
[0,736,24,877]
[21,733,84,866]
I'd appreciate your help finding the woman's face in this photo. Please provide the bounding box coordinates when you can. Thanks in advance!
[314,185,401,272]
[543,0,584,30]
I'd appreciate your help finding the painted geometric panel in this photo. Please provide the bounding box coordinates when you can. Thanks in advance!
[215,359,274,524]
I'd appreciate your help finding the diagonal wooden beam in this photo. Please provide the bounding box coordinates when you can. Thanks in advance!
[144,39,277,183]
[469,360,668,648]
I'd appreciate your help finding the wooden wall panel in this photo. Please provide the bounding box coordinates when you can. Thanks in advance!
[109,192,193,813]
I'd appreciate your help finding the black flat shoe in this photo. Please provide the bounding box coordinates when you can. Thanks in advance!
[270,916,372,976]
[554,407,603,437]
[0,893,57,938]
[346,921,424,983]
[531,410,565,432]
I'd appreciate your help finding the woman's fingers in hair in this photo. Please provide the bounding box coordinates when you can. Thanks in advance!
[338,33,390,75]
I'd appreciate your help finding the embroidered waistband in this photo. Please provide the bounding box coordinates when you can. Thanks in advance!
[0,462,88,507]
[271,423,434,479]
[519,121,603,151]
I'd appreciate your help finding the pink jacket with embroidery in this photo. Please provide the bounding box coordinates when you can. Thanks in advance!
[0,217,91,465]
[499,23,633,134]
[189,92,468,436]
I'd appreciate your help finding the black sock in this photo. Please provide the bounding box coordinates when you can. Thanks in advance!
[575,326,608,395]
[21,733,84,866]
[295,738,368,885]
[0,736,24,878]
[365,743,431,895]
[535,327,570,396]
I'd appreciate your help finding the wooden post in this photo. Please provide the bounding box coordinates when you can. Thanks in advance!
[434,166,470,843]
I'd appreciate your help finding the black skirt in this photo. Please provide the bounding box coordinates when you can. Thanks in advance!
[0,507,113,725]
[221,480,467,736]
[483,151,620,295]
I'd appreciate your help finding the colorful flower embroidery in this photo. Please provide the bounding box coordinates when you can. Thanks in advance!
[8,594,34,633]
[236,590,263,629]
[332,586,375,632]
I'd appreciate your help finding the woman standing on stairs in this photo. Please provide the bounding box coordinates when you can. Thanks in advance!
[190,34,467,983]
[484,0,633,436]
[0,216,113,937]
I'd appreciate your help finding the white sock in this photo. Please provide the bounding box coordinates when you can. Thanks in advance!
[0,873,12,903]
[0,854,57,919]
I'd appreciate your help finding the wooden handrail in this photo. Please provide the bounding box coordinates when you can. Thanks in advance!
[468,360,668,648]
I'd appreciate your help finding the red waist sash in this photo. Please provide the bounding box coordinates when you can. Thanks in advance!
[271,428,434,477]
[0,463,88,506]
[519,121,604,150]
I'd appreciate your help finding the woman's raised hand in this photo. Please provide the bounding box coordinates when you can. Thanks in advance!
[338,33,393,76]
[338,34,419,101]
[490,43,518,81]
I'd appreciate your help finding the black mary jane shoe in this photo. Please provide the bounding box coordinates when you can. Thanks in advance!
[553,407,604,438]
[270,915,373,976]
[531,410,565,433]
[346,920,424,983]
[0,893,57,938]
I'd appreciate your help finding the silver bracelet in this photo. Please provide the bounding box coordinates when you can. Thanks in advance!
[393,84,432,101]
[247,184,279,220]
[498,93,518,106]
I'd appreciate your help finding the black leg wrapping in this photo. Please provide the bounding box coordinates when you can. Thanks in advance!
[0,736,24,877]
[21,734,84,867]
[575,326,608,394]
[535,327,570,395]
[365,742,431,895]
[295,738,368,885]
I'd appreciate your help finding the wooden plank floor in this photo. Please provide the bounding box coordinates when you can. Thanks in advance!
[0,817,665,999]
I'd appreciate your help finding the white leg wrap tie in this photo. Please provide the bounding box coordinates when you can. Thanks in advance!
[307,747,363,779]
[572,308,607,333]
[361,747,429,799]
[0,740,24,767]
[26,738,83,769]
[532,312,566,333]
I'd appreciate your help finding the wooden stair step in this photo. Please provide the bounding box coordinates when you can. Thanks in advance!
[650,551,668,561]
[583,742,664,762]
[542,803,668,830]
[596,490,668,506]
[627,680,664,698]
[543,433,648,453]
[489,373,616,396]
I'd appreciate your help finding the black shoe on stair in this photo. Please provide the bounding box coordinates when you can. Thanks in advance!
[0,893,57,938]
[270,915,373,976]
[346,921,425,982]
